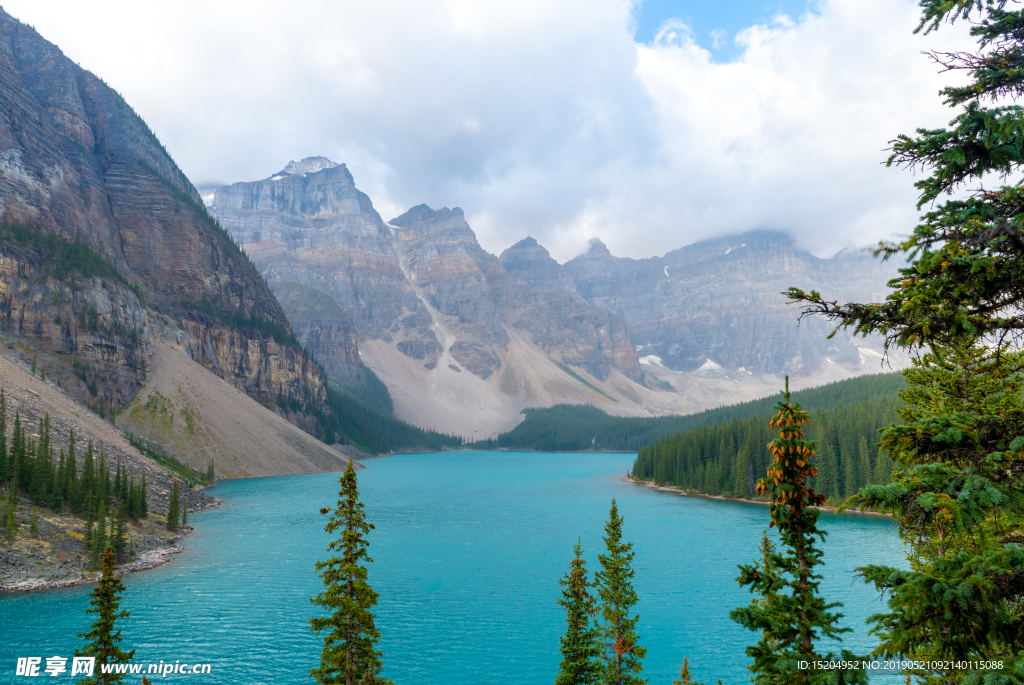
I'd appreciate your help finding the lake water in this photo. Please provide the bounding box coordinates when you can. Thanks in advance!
[2,451,905,684]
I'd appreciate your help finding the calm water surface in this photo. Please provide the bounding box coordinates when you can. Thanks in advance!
[2,451,905,684]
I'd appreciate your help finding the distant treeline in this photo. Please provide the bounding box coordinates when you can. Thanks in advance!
[631,375,903,503]
[279,378,462,455]
[469,373,904,455]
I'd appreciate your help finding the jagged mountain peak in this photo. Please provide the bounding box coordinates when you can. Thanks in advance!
[280,156,339,176]
[389,204,464,227]
[585,238,611,257]
[499,236,555,265]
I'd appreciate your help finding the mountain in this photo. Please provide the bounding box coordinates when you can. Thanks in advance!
[0,9,333,438]
[209,160,655,438]
[564,233,903,376]
[208,157,906,438]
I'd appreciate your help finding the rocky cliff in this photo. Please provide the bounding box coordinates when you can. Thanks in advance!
[211,162,642,387]
[0,10,327,427]
[564,232,902,376]
[209,161,648,437]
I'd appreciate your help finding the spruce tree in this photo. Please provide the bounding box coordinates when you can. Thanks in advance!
[90,501,107,571]
[75,547,135,684]
[0,387,6,484]
[555,540,603,685]
[140,474,148,519]
[4,495,16,539]
[309,459,392,685]
[730,380,865,684]
[165,481,179,532]
[181,501,188,527]
[594,499,645,685]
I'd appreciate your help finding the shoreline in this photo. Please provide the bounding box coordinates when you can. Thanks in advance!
[1,542,189,593]
[0,498,220,594]
[624,477,893,519]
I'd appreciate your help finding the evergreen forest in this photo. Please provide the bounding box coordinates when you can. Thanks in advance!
[471,372,902,457]
[630,376,901,503]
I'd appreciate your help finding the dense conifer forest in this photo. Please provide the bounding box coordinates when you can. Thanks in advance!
[0,390,148,566]
[471,373,903,462]
[630,380,901,503]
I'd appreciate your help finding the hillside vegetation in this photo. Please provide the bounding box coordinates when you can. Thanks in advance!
[470,372,903,456]
[630,376,902,503]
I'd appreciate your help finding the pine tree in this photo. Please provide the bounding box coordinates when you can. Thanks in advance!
[555,540,603,685]
[594,499,645,685]
[0,387,7,484]
[730,379,865,684]
[111,505,127,562]
[165,481,179,532]
[181,500,188,527]
[309,459,392,685]
[140,474,148,519]
[29,505,38,537]
[90,501,107,571]
[206,461,214,484]
[4,495,16,539]
[75,547,135,684]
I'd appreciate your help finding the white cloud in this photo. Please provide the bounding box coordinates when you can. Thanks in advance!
[5,0,974,261]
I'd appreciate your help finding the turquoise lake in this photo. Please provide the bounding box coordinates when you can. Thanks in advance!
[2,451,906,683]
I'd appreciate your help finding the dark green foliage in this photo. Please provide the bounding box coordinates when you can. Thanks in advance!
[730,382,866,684]
[472,373,904,453]
[90,501,107,571]
[0,223,146,307]
[124,433,209,486]
[205,461,215,484]
[75,547,135,684]
[783,1,1024,679]
[594,500,645,685]
[301,382,462,455]
[842,343,1024,680]
[556,540,604,685]
[631,384,900,503]
[166,481,179,532]
[309,460,393,685]
[327,366,394,418]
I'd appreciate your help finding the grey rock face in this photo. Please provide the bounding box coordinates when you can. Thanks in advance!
[0,10,327,423]
[213,159,426,342]
[564,232,900,375]
[211,170,643,384]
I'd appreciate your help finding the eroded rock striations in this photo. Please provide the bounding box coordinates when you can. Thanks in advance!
[0,10,327,427]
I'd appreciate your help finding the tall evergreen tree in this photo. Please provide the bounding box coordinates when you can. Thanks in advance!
[555,540,603,685]
[730,380,865,684]
[309,459,392,685]
[90,501,107,571]
[594,499,645,685]
[784,1,1024,674]
[75,547,135,684]
[139,474,148,519]
[165,481,179,532]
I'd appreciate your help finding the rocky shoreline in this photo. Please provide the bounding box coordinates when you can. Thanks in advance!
[1,496,220,593]
[624,476,891,518]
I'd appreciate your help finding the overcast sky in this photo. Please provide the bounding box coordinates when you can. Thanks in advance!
[8,0,973,261]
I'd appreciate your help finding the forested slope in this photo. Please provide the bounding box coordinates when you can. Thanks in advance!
[630,376,903,503]
[471,373,903,456]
